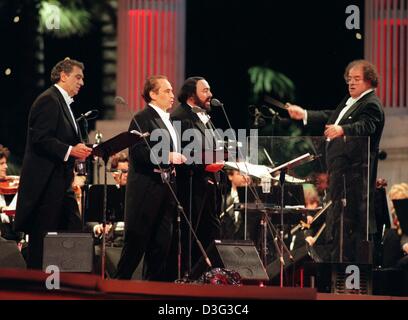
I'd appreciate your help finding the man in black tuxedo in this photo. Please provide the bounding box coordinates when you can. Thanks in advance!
[14,58,92,269]
[287,59,385,262]
[115,75,186,281]
[170,77,222,277]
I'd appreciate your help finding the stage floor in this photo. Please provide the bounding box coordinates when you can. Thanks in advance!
[0,269,407,300]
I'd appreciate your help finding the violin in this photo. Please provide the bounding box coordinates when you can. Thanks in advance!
[0,175,19,195]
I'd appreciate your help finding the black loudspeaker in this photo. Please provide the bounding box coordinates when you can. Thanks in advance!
[42,233,94,272]
[191,240,269,282]
[267,245,311,280]
[100,246,143,279]
[0,238,26,269]
[266,244,326,280]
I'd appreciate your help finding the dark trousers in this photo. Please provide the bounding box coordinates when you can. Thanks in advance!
[169,175,220,279]
[324,155,368,263]
[115,181,175,281]
[27,191,82,270]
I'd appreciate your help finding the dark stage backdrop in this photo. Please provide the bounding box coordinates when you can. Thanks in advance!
[185,0,364,131]
[0,0,363,165]
[0,1,103,165]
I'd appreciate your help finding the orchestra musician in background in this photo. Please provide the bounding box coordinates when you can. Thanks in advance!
[381,183,408,269]
[0,145,24,246]
[220,169,251,240]
[88,152,128,244]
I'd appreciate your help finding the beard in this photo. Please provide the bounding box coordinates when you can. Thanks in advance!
[193,94,211,111]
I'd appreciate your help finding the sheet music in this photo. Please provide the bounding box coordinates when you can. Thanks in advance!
[224,162,272,179]
[270,153,312,174]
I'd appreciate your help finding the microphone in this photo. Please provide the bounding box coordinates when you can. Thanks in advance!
[95,131,103,144]
[254,107,265,127]
[264,106,278,116]
[76,109,99,121]
[210,98,223,108]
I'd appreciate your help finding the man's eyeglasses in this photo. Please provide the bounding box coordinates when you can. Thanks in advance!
[111,169,128,174]
[345,77,363,84]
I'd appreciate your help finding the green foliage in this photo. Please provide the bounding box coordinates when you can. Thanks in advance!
[248,66,295,103]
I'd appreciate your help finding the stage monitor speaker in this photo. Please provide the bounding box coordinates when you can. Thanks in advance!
[42,233,94,273]
[0,238,26,269]
[266,244,325,280]
[191,240,269,282]
[101,246,143,280]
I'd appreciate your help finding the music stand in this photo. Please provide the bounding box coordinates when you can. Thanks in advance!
[273,153,316,285]
[84,185,125,223]
[92,130,148,278]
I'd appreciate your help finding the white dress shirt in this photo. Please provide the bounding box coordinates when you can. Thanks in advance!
[54,84,78,161]
[187,103,210,125]
[230,188,240,223]
[333,88,374,125]
[303,88,374,126]
[149,104,179,153]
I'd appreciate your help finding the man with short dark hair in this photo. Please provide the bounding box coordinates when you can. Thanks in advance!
[286,59,385,263]
[14,58,92,269]
[115,75,186,281]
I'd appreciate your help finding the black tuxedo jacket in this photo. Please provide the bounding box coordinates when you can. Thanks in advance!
[307,91,384,235]
[170,103,216,178]
[15,86,81,233]
[125,105,177,232]
[307,91,384,177]
[170,103,221,238]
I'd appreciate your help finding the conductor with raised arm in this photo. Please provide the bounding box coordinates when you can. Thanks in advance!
[14,58,92,269]
[286,60,384,262]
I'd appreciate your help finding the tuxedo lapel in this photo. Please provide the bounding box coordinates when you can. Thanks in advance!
[328,96,348,124]
[52,86,80,140]
[146,105,175,151]
[147,105,167,130]
[339,92,375,124]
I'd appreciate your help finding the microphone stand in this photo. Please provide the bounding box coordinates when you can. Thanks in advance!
[75,115,89,227]
[186,107,225,278]
[211,99,283,285]
[95,131,103,184]
[279,169,288,287]
[219,99,310,286]
[340,174,347,263]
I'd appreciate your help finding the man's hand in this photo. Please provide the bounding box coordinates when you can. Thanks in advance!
[93,223,112,236]
[0,212,10,224]
[285,103,306,120]
[403,243,408,255]
[305,236,316,246]
[324,125,344,140]
[70,143,92,159]
[169,152,187,164]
